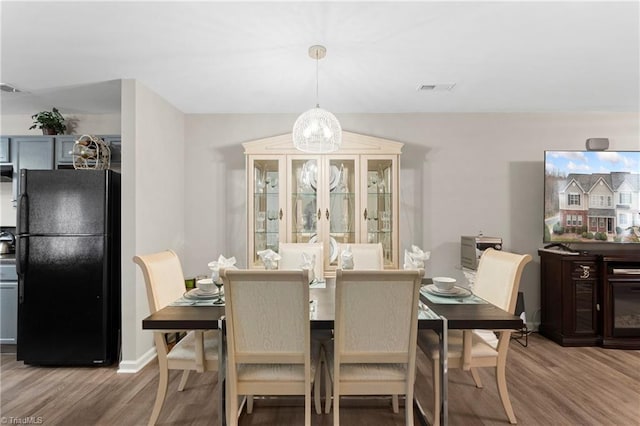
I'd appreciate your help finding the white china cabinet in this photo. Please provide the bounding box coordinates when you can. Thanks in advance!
[244,131,402,276]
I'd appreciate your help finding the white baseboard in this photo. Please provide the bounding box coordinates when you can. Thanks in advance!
[117,347,157,374]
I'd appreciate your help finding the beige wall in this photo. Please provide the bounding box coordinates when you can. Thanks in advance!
[182,112,640,331]
[3,96,639,368]
[119,80,186,370]
[1,113,121,135]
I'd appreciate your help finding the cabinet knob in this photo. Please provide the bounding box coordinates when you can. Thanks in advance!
[317,209,321,220]
[363,208,368,220]
[596,303,600,311]
[279,208,283,220]
[325,208,330,220]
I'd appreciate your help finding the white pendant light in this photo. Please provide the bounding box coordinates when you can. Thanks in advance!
[293,45,342,153]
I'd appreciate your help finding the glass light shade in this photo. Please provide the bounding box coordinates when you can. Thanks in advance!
[292,107,342,153]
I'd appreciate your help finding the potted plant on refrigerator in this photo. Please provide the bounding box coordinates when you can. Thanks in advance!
[29,107,67,135]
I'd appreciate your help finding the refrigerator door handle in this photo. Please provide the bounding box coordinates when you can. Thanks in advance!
[16,237,27,304]
[17,192,28,235]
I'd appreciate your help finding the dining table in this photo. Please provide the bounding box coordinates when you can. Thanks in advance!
[142,278,522,426]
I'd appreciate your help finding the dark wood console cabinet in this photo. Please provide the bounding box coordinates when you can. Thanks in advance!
[538,249,640,349]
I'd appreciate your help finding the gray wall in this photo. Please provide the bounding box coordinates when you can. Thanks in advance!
[2,107,638,365]
[182,112,640,330]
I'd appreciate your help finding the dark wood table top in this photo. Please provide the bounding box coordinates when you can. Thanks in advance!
[143,286,520,332]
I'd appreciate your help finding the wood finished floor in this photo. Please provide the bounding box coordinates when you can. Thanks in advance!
[1,333,639,425]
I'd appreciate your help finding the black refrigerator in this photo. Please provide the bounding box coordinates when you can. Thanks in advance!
[16,169,120,366]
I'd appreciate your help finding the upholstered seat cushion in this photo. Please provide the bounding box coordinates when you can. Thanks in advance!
[167,330,219,362]
[236,339,321,382]
[324,340,407,381]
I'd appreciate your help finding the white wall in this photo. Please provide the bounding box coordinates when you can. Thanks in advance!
[119,80,186,370]
[182,112,640,329]
[1,113,121,135]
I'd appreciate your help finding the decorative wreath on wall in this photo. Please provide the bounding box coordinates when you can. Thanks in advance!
[72,134,111,170]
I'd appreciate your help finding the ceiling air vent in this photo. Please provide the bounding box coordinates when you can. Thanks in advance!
[418,83,456,91]
[1,83,22,93]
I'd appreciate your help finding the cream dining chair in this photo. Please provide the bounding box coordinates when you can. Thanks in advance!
[417,248,532,425]
[325,269,423,426]
[133,250,220,426]
[278,242,324,282]
[338,242,384,270]
[334,242,400,413]
[220,268,322,426]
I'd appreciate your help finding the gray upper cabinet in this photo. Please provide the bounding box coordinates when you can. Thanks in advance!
[2,135,121,201]
[55,135,121,168]
[13,136,55,200]
[0,137,9,163]
[54,135,79,166]
[102,135,121,167]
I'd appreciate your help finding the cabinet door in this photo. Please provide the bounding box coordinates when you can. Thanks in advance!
[570,261,599,336]
[288,156,322,246]
[323,155,359,269]
[0,137,10,163]
[101,135,121,167]
[55,135,78,166]
[13,136,55,201]
[360,155,399,268]
[0,281,18,344]
[248,156,286,268]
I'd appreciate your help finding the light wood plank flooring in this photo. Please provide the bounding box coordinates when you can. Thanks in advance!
[1,333,639,425]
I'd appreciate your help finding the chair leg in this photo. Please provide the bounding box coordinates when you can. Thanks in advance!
[333,383,340,426]
[496,363,517,424]
[246,395,254,414]
[148,367,169,426]
[228,384,239,426]
[405,387,414,426]
[470,367,483,388]
[432,359,440,426]
[314,366,322,414]
[177,369,190,391]
[305,385,312,426]
[392,394,399,413]
[323,359,332,414]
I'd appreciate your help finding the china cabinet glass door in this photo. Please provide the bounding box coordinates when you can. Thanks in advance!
[250,157,284,267]
[288,157,321,244]
[361,155,397,268]
[325,156,359,268]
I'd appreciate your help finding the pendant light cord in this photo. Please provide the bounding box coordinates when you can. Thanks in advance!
[315,49,320,108]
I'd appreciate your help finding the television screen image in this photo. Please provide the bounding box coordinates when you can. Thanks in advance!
[544,151,640,244]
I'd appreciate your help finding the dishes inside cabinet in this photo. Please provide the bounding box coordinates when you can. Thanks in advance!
[304,160,340,192]
[309,234,338,263]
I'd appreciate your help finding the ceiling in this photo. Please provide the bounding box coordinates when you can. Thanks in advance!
[1,1,638,115]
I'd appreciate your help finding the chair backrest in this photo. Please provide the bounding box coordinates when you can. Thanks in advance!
[221,269,311,365]
[338,243,384,270]
[473,248,532,314]
[334,269,423,364]
[278,242,324,280]
[133,249,186,314]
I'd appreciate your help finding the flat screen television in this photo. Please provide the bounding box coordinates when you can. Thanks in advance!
[544,150,640,244]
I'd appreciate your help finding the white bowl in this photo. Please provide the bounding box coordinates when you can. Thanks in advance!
[432,276,456,291]
[196,278,216,293]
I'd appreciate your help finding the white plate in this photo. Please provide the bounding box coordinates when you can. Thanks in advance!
[309,234,339,263]
[423,284,471,298]
[307,161,340,192]
[184,288,220,300]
